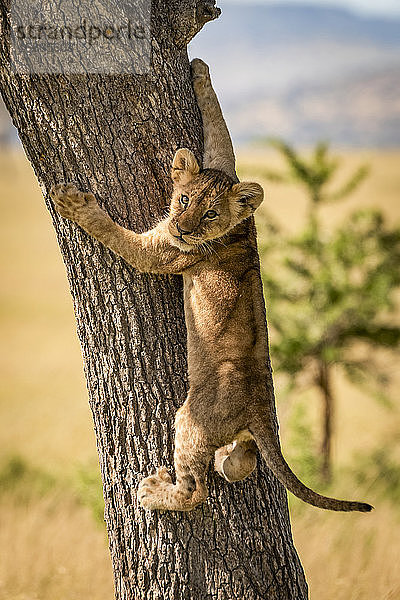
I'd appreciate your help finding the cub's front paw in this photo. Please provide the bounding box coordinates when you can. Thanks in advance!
[191,58,211,94]
[50,183,98,223]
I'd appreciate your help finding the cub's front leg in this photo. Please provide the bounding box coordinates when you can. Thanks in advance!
[51,183,197,274]
[51,183,118,242]
[191,58,237,180]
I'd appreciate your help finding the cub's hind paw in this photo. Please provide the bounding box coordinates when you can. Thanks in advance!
[215,440,257,482]
[137,468,201,511]
[137,469,173,511]
[50,183,97,223]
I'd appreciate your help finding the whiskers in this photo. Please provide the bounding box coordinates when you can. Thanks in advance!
[184,235,217,258]
[198,238,224,260]
[214,236,229,250]
[199,240,215,257]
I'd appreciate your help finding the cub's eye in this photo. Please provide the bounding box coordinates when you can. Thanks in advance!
[180,195,189,206]
[205,209,218,220]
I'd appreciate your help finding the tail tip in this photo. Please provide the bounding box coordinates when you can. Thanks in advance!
[359,502,374,513]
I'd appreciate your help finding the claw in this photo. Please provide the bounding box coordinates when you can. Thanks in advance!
[157,466,172,483]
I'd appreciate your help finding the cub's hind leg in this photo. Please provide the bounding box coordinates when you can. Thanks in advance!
[215,434,257,482]
[137,403,213,511]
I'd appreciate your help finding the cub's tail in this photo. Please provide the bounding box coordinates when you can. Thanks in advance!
[250,422,373,513]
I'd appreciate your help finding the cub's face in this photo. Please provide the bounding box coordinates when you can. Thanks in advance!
[168,148,264,251]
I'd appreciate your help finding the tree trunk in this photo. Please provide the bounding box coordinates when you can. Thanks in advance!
[0,2,308,598]
[318,360,334,483]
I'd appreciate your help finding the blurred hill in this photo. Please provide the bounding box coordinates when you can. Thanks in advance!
[0,3,399,147]
[190,3,400,146]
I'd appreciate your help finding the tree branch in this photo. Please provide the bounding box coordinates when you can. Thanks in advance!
[172,0,221,46]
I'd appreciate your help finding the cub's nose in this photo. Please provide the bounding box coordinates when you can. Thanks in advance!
[176,223,193,235]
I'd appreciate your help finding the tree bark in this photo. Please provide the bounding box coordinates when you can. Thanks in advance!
[0,2,308,598]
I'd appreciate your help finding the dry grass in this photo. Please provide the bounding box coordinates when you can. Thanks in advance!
[0,151,112,599]
[292,503,400,600]
[0,148,399,599]
[0,492,114,600]
[0,152,94,472]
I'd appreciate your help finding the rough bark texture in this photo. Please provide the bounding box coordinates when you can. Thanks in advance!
[0,1,308,598]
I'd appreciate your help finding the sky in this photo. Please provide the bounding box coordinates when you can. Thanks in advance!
[224,0,400,18]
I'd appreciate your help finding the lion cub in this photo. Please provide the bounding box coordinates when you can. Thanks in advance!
[51,59,372,513]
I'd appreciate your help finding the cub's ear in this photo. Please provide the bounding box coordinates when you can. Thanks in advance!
[230,182,264,221]
[171,148,200,185]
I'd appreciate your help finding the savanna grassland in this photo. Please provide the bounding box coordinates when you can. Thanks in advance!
[0,148,399,600]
